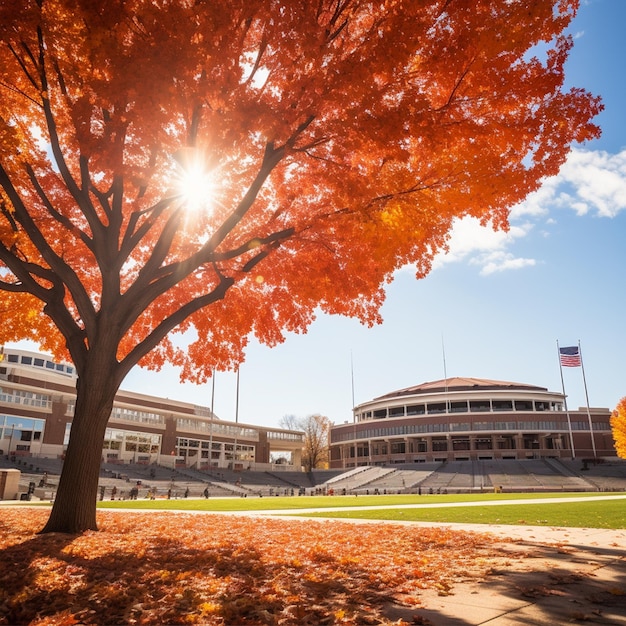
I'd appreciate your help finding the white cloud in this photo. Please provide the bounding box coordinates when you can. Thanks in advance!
[511,180,557,218]
[432,217,533,272]
[477,252,536,276]
[432,147,626,274]
[515,147,626,219]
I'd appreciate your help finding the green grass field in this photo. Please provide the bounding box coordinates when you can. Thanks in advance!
[90,492,626,529]
[296,498,626,528]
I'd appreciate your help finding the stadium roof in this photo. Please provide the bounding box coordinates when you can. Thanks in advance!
[375,377,549,400]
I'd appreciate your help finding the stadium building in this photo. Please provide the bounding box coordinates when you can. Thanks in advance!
[329,377,617,468]
[0,348,303,470]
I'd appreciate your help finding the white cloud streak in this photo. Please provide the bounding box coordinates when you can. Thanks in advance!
[433,147,626,274]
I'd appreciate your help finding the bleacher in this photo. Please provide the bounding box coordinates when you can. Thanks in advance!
[358,467,440,493]
[559,459,626,491]
[2,454,625,500]
[308,469,346,485]
[419,461,477,492]
[325,466,395,492]
[483,459,595,492]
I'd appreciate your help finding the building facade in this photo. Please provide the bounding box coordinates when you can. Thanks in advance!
[0,348,303,469]
[330,377,616,468]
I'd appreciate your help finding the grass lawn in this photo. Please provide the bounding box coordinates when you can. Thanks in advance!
[91,491,626,529]
[297,497,626,528]
[95,490,624,510]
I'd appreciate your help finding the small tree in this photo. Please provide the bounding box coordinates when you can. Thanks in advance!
[0,0,601,533]
[610,397,626,458]
[280,414,331,471]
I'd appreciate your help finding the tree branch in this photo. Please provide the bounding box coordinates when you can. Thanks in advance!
[24,163,94,251]
[117,274,235,380]
[0,162,97,332]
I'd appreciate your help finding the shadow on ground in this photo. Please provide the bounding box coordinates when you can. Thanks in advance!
[385,540,626,626]
[1,509,624,625]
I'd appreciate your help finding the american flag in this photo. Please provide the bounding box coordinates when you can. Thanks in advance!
[559,346,581,367]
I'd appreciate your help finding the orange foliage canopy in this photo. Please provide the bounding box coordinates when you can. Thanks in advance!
[0,0,601,382]
[610,397,626,458]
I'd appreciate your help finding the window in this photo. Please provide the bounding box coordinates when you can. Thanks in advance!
[406,404,425,416]
[450,401,468,413]
[450,422,470,432]
[427,402,446,414]
[493,400,513,411]
[111,406,165,425]
[0,388,51,407]
[452,438,470,450]
[514,400,533,411]
[470,400,490,412]
[0,415,45,441]
[102,428,160,454]
[390,441,405,454]
[494,422,517,430]
[472,422,491,431]
[34,358,44,367]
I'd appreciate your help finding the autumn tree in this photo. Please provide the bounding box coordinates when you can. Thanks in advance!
[0,0,600,533]
[280,413,331,471]
[610,397,626,458]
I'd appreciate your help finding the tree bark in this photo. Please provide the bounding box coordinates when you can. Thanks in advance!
[40,357,121,534]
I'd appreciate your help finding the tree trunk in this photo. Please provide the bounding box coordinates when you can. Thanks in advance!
[40,362,121,534]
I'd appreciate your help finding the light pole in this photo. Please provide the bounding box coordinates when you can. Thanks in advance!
[232,367,240,469]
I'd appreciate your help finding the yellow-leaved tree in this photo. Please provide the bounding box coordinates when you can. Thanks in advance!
[610,397,626,458]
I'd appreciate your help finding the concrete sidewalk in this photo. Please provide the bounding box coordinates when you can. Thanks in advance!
[379,522,626,625]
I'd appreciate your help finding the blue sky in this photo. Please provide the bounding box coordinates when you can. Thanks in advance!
[17,0,626,429]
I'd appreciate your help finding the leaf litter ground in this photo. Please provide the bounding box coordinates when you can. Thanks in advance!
[0,508,522,625]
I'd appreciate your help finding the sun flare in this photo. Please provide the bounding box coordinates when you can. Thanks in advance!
[172,147,217,213]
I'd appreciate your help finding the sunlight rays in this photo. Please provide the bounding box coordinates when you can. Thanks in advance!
[172,147,218,214]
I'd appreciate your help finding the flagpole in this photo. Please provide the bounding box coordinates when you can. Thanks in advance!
[232,367,239,469]
[209,368,215,470]
[442,335,449,413]
[578,341,597,458]
[351,351,359,467]
[557,340,576,459]
[351,351,356,415]
[351,351,370,465]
